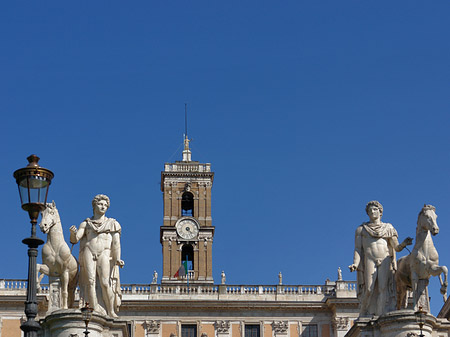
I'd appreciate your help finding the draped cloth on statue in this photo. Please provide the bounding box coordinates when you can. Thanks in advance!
[86,217,121,235]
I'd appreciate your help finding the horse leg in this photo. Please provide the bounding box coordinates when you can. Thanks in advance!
[395,271,407,309]
[60,269,69,309]
[438,265,448,301]
[411,271,419,310]
[396,281,406,310]
[37,264,50,290]
[67,258,79,308]
[439,275,448,302]
[396,257,410,310]
[429,264,448,298]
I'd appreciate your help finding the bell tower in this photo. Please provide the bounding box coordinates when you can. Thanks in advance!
[160,136,215,284]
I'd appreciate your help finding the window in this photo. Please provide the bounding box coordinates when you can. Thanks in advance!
[127,323,133,337]
[182,244,194,270]
[182,325,197,337]
[181,192,194,216]
[245,325,260,337]
[302,325,318,337]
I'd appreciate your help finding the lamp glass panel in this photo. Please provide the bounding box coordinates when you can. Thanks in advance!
[18,183,28,205]
[81,308,93,322]
[18,176,50,205]
[415,311,426,325]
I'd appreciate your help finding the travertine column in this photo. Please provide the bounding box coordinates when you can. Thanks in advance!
[173,242,181,278]
[163,183,171,226]
[198,238,206,280]
[171,184,179,225]
[194,242,199,279]
[206,238,213,280]
[205,184,212,226]
[162,240,170,280]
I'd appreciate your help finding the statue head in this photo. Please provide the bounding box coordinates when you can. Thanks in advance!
[365,200,383,216]
[92,194,110,211]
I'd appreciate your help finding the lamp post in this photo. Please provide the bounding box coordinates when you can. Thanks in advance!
[81,303,94,337]
[415,306,426,337]
[13,155,54,337]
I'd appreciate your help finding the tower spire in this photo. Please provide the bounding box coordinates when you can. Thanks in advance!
[182,103,192,162]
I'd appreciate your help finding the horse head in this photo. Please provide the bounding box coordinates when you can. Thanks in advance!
[39,200,60,234]
[418,204,439,236]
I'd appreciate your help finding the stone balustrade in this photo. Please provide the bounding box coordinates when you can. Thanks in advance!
[0,279,356,301]
[164,163,211,172]
[0,279,50,295]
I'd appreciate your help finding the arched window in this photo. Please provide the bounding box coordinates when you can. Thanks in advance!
[181,192,194,216]
[181,244,194,271]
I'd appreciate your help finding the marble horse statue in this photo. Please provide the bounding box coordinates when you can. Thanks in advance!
[396,205,448,311]
[37,201,79,309]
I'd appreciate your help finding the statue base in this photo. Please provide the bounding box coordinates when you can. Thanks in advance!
[345,310,436,337]
[40,309,129,337]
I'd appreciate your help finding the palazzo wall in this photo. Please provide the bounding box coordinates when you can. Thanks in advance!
[0,279,358,337]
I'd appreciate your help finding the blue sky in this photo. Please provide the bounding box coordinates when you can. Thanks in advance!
[1,1,450,315]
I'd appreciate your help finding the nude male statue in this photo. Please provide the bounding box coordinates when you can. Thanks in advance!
[70,194,124,317]
[349,200,412,316]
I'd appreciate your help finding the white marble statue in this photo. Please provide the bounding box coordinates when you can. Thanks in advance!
[337,267,342,281]
[349,200,413,316]
[70,194,125,318]
[278,272,282,285]
[221,271,226,285]
[152,270,158,284]
[37,201,79,309]
[396,205,448,311]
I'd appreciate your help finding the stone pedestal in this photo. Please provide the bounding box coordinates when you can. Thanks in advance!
[47,277,61,315]
[40,309,129,337]
[345,310,435,337]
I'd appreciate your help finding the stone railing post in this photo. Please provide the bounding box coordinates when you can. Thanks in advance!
[335,281,356,298]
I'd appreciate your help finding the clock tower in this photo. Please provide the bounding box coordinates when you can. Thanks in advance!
[160,137,215,284]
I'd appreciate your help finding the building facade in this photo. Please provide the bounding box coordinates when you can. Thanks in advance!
[1,138,361,337]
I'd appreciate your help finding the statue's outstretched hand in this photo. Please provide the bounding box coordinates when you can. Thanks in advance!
[117,259,125,268]
[69,226,77,244]
[349,264,357,272]
[403,237,413,246]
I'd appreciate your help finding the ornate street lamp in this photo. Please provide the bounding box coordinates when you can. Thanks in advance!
[81,303,94,337]
[13,155,54,337]
[415,306,426,337]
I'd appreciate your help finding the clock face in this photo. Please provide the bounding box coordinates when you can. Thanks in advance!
[176,218,199,240]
